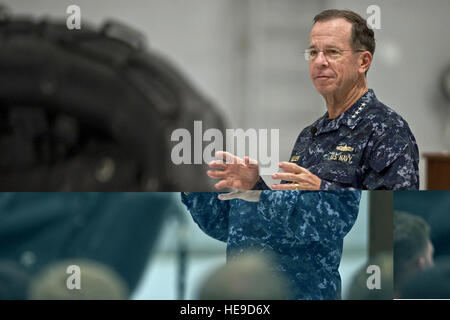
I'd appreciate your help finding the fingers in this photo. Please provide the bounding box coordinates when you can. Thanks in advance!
[244,156,259,167]
[207,170,227,179]
[271,183,319,190]
[214,179,231,190]
[271,172,299,182]
[278,162,307,174]
[208,152,259,190]
[218,190,262,202]
[218,191,241,201]
[272,163,309,182]
[208,160,227,169]
[210,152,258,169]
[271,183,302,190]
[215,151,243,165]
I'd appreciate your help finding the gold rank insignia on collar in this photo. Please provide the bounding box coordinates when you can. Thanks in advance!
[336,145,354,152]
[290,155,300,162]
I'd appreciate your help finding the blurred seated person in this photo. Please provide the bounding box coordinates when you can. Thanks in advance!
[394,211,434,298]
[197,251,291,300]
[28,259,128,300]
[346,252,393,300]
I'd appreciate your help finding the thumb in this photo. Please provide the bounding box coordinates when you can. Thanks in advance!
[218,190,244,201]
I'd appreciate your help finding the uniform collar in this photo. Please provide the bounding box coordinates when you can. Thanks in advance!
[314,89,376,134]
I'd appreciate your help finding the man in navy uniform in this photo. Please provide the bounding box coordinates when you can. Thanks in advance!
[208,9,419,190]
[181,8,397,300]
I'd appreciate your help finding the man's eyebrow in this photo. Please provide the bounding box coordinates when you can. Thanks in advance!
[308,44,340,50]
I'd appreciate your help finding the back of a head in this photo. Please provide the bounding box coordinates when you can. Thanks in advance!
[28,259,128,300]
[394,211,431,293]
[400,257,450,299]
[346,252,393,300]
[197,252,291,300]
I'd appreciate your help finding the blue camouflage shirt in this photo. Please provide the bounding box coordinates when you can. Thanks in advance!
[181,191,361,300]
[253,89,419,190]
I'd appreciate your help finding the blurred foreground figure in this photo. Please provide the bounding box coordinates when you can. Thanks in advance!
[29,259,128,300]
[394,191,450,258]
[0,192,177,296]
[400,257,450,299]
[0,7,224,191]
[394,211,434,297]
[346,252,393,300]
[198,251,290,300]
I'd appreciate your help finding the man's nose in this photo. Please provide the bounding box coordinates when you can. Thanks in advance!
[314,51,329,67]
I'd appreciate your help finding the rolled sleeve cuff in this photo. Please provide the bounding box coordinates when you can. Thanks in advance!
[251,176,271,190]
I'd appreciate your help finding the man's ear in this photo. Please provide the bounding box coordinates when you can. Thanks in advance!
[359,51,373,74]
[417,256,426,271]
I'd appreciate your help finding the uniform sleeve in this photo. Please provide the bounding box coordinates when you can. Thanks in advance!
[257,191,361,245]
[319,180,358,190]
[180,192,230,242]
[251,176,271,190]
[363,129,419,190]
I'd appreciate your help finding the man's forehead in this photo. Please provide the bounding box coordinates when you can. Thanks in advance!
[309,18,352,46]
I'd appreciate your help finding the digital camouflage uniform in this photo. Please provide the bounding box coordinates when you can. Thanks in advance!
[253,89,419,190]
[181,191,361,300]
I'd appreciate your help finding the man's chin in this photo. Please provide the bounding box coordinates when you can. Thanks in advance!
[314,85,336,96]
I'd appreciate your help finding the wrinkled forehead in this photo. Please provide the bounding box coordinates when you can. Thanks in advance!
[309,18,353,48]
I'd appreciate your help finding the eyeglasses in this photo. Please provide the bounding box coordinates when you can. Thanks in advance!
[304,48,365,61]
